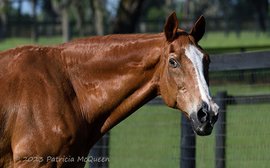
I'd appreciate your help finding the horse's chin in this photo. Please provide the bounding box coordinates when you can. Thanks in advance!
[189,113,214,136]
[191,121,213,136]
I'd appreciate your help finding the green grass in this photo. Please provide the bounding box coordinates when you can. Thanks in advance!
[108,101,270,168]
[201,31,270,48]
[211,83,270,96]
[109,105,180,168]
[0,37,62,51]
[196,104,270,168]
[226,104,270,168]
[0,31,270,52]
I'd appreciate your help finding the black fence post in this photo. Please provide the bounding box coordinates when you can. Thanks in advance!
[89,133,110,168]
[215,91,227,168]
[181,113,196,168]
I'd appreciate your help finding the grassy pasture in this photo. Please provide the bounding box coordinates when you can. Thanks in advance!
[109,106,180,168]
[201,31,270,48]
[109,95,270,168]
[0,37,62,51]
[196,103,270,168]
[0,31,269,52]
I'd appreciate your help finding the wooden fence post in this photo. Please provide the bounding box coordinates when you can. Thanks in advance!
[181,113,196,168]
[215,91,227,168]
[89,133,109,168]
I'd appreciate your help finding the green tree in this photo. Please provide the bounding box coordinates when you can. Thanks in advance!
[73,1,86,36]
[0,0,9,40]
[90,0,105,35]
[51,0,72,42]
[250,0,268,32]
[112,0,145,34]
[31,0,38,42]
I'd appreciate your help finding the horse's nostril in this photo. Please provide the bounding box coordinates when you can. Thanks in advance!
[197,108,208,123]
[197,101,210,123]
[211,113,219,124]
[202,101,209,112]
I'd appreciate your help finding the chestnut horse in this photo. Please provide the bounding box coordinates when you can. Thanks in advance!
[0,12,218,167]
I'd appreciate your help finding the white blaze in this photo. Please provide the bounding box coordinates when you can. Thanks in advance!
[185,44,211,106]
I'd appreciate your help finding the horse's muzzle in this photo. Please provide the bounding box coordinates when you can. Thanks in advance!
[189,101,219,136]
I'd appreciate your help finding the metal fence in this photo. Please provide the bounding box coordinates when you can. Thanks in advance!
[88,50,270,168]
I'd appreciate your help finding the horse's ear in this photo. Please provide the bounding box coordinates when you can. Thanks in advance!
[164,12,179,42]
[190,15,205,42]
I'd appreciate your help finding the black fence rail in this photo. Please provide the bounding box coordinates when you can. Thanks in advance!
[210,51,270,71]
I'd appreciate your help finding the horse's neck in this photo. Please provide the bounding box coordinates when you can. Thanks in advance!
[62,34,164,134]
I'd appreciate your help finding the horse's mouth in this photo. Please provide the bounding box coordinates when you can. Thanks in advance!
[190,119,213,136]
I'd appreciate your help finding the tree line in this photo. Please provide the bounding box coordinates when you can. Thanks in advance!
[0,0,268,42]
[0,0,147,42]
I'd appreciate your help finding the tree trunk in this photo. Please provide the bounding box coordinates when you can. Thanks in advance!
[112,0,144,34]
[17,0,22,19]
[0,0,8,40]
[91,0,105,35]
[31,0,38,42]
[17,0,23,36]
[164,0,173,16]
[251,0,268,32]
[73,1,85,36]
[62,7,70,42]
[52,0,72,42]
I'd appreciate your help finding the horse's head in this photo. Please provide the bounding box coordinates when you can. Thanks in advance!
[159,12,219,136]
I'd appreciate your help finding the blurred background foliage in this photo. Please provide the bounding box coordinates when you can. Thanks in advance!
[0,0,269,51]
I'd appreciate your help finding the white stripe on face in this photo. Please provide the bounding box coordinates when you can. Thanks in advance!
[184,44,211,106]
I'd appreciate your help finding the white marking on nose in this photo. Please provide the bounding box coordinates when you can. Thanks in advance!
[185,44,211,105]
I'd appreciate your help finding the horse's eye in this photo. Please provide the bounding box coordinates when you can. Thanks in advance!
[169,58,179,68]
